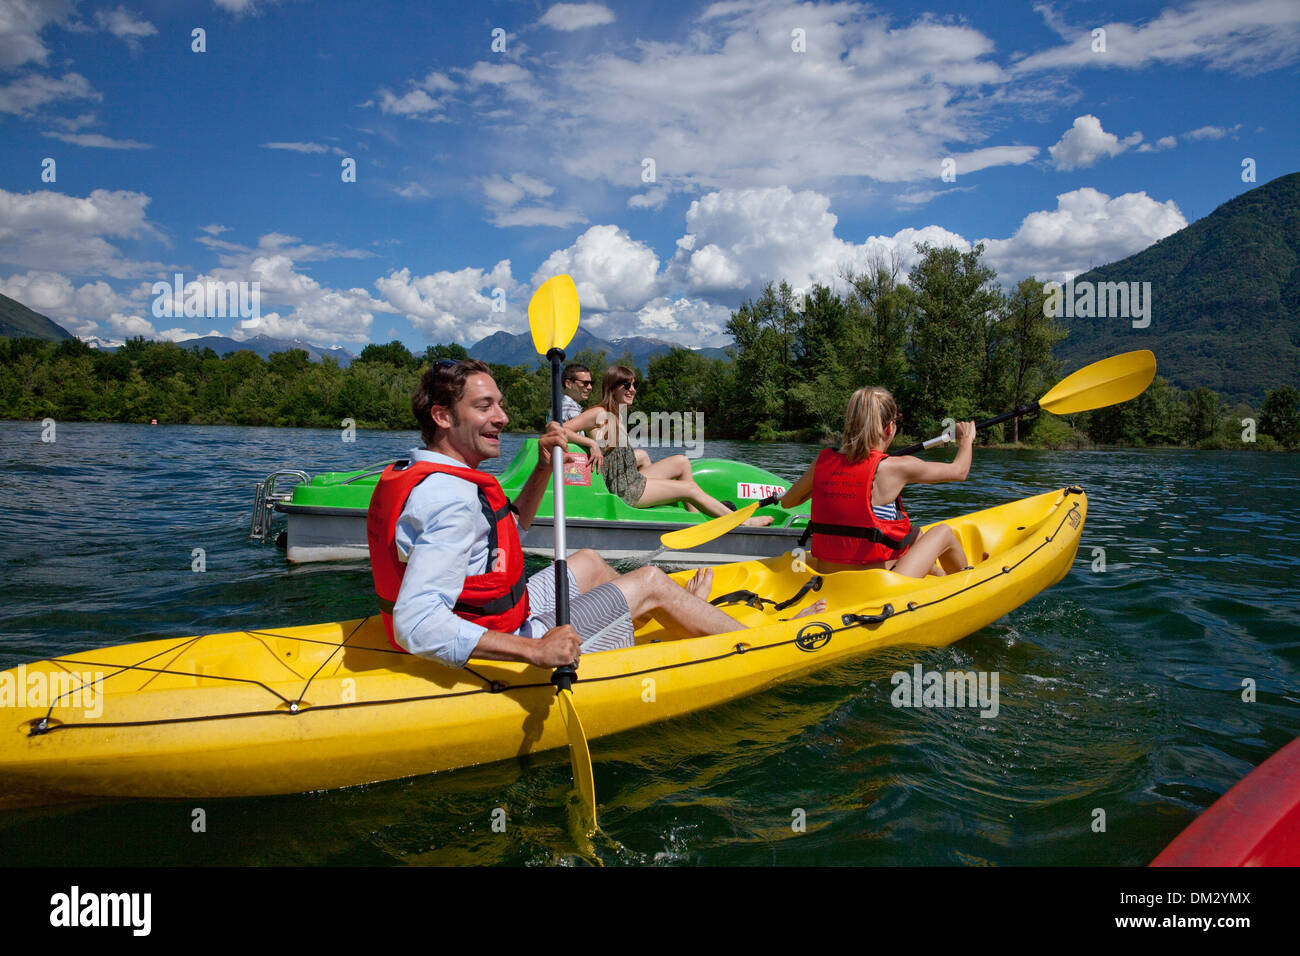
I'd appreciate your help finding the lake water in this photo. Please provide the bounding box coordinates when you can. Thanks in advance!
[1,420,1297,865]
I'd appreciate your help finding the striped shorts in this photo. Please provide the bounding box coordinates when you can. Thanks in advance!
[525,566,636,653]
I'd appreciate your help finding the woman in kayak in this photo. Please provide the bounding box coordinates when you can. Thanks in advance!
[564,365,773,526]
[781,386,974,577]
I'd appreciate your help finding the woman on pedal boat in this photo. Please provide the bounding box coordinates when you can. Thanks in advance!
[564,365,773,527]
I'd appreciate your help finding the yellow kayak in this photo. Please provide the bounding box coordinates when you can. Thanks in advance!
[0,487,1085,808]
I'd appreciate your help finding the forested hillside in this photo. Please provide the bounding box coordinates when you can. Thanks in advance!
[1056,172,1300,404]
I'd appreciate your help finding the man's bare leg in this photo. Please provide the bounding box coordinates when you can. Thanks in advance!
[566,548,619,592]
[612,566,743,636]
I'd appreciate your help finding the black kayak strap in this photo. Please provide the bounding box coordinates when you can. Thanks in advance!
[710,576,823,613]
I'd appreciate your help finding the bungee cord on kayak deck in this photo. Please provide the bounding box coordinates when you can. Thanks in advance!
[25,496,1082,738]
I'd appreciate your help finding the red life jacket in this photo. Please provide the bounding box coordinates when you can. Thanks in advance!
[367,459,529,651]
[807,448,917,564]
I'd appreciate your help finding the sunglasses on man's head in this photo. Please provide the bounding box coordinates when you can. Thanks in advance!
[434,358,461,369]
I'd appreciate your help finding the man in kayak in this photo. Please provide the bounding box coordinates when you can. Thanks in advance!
[368,359,746,669]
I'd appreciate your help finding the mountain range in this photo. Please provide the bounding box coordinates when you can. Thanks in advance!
[21,323,359,368]
[467,326,731,369]
[156,334,359,368]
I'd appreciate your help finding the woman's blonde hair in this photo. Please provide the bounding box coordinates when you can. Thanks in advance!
[840,386,898,463]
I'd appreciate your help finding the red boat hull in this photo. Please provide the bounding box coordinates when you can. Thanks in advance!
[1152,736,1300,867]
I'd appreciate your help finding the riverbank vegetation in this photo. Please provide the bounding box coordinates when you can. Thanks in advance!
[2,244,1296,451]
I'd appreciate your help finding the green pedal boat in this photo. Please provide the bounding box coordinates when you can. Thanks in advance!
[250,439,810,565]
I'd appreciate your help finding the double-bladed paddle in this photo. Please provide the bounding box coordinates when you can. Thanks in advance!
[892,348,1156,456]
[527,274,598,838]
[662,349,1157,551]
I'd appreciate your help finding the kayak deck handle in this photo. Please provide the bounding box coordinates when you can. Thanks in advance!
[841,604,895,627]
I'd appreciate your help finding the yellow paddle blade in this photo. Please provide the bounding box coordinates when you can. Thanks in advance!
[1039,349,1156,415]
[659,499,762,550]
[528,275,580,355]
[557,687,597,838]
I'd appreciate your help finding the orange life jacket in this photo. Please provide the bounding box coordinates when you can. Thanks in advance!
[807,448,916,564]
[367,460,529,651]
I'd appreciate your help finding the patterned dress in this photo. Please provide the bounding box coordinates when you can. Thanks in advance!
[601,445,647,506]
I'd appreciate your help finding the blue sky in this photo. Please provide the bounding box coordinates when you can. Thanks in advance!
[0,0,1296,352]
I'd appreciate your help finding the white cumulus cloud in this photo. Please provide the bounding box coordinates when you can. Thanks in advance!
[532,225,661,312]
[1048,115,1142,170]
[0,270,135,336]
[94,7,157,41]
[480,173,582,228]
[628,188,669,211]
[213,0,260,15]
[0,0,72,70]
[481,173,555,207]
[375,261,518,344]
[667,187,968,301]
[1185,124,1242,140]
[106,311,155,337]
[539,3,615,31]
[230,255,384,344]
[0,187,166,278]
[980,187,1188,282]
[376,88,442,117]
[0,71,98,114]
[626,295,734,345]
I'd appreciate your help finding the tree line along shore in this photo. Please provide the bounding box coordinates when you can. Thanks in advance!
[3,244,1298,451]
